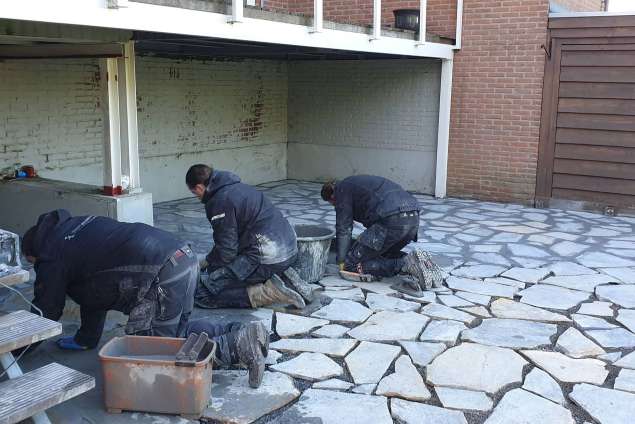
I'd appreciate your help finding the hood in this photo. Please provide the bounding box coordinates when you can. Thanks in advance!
[22,209,72,259]
[202,170,241,203]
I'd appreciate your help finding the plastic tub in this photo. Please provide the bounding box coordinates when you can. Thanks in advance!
[393,9,420,32]
[294,225,335,283]
[99,335,215,419]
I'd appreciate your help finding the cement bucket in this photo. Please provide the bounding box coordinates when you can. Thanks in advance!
[294,225,335,283]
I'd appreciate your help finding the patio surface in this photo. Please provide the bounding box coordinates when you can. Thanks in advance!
[6,180,635,424]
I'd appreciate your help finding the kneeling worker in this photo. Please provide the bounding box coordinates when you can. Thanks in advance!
[322,175,436,289]
[186,164,312,310]
[23,209,268,387]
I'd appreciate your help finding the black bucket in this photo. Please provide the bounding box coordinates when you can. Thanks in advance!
[294,225,335,283]
[394,9,420,32]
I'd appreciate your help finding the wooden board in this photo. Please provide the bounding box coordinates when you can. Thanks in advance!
[559,82,635,100]
[0,362,94,424]
[554,158,635,180]
[553,174,635,196]
[560,66,635,83]
[556,128,635,148]
[558,98,635,116]
[555,144,635,164]
[0,311,61,355]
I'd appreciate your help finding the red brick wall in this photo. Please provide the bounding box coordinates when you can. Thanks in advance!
[446,0,550,204]
[552,0,605,11]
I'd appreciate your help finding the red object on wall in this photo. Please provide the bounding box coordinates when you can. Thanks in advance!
[103,186,123,196]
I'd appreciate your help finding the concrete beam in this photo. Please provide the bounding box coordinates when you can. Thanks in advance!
[0,43,123,59]
[435,58,453,199]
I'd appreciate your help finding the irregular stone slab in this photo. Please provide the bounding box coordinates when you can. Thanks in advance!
[352,280,399,295]
[471,252,512,266]
[617,309,635,333]
[399,341,447,367]
[191,307,274,333]
[556,328,605,358]
[569,383,635,424]
[365,293,420,312]
[391,399,467,424]
[312,378,353,391]
[322,288,365,302]
[270,338,357,357]
[275,313,329,337]
[547,261,597,276]
[601,267,635,284]
[279,389,392,424]
[577,301,614,317]
[401,291,437,304]
[436,387,493,411]
[485,389,574,424]
[421,304,477,325]
[265,350,282,365]
[270,352,343,381]
[455,291,491,306]
[311,299,373,323]
[347,311,429,342]
[551,241,589,257]
[502,267,550,284]
[572,313,617,329]
[615,351,635,369]
[484,277,526,289]
[461,306,491,318]
[598,352,622,363]
[439,295,475,308]
[427,343,527,393]
[420,320,467,345]
[312,324,349,338]
[462,318,557,349]
[578,252,635,268]
[447,276,516,298]
[203,371,300,424]
[451,265,507,279]
[491,298,571,322]
[522,350,608,385]
[519,285,589,311]
[376,355,431,401]
[596,285,635,308]
[541,274,615,293]
[351,384,376,394]
[522,367,566,405]
[508,244,550,258]
[345,341,401,384]
[512,257,548,268]
[615,369,635,393]
[585,328,635,348]
[318,276,355,288]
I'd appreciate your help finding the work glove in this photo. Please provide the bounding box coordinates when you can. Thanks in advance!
[199,258,209,271]
[338,263,345,272]
[56,336,89,351]
[200,267,233,296]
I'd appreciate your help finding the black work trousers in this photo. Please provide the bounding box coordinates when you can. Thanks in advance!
[344,212,419,278]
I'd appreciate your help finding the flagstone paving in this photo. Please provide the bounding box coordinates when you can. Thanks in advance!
[9,180,635,423]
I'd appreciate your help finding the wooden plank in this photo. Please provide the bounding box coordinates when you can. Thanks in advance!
[558,98,635,116]
[550,27,635,39]
[553,174,635,196]
[0,311,61,354]
[557,113,635,132]
[562,44,635,51]
[560,37,635,45]
[553,158,635,180]
[562,51,635,67]
[556,128,635,148]
[555,144,635,164]
[552,188,635,208]
[550,15,635,30]
[559,82,635,100]
[560,66,635,83]
[0,362,94,424]
[0,270,30,287]
[536,38,562,199]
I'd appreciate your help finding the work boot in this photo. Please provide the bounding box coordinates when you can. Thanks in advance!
[402,250,444,290]
[246,275,306,309]
[234,322,267,388]
[282,267,315,302]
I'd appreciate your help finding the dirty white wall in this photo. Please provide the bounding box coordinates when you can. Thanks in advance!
[287,59,441,194]
[0,57,288,203]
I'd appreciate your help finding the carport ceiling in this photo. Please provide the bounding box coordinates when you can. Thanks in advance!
[134,31,419,61]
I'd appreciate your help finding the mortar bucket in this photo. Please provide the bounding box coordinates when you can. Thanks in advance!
[294,225,335,283]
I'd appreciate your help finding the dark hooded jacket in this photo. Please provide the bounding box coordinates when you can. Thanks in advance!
[334,175,420,262]
[202,171,297,280]
[24,209,183,347]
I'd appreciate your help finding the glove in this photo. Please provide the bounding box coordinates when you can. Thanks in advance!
[199,258,209,271]
[200,267,233,296]
[338,263,345,272]
[56,336,89,351]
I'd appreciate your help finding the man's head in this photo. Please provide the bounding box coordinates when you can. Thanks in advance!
[321,180,337,206]
[21,225,37,263]
[185,164,213,199]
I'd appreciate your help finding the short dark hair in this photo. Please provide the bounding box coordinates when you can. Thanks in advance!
[321,179,337,202]
[185,164,213,189]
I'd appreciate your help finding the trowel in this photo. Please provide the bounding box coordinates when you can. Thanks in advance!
[339,270,379,283]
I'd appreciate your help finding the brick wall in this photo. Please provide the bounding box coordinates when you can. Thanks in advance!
[552,0,605,11]
[446,0,550,204]
[288,59,441,193]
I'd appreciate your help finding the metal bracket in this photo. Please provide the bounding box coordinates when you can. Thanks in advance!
[541,39,552,59]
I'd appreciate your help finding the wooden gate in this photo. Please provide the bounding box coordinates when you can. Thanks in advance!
[536,15,635,212]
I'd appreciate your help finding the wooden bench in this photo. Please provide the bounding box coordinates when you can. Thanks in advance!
[0,310,95,424]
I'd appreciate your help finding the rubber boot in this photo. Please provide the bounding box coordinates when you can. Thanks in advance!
[246,275,306,309]
[282,267,315,302]
[233,322,267,388]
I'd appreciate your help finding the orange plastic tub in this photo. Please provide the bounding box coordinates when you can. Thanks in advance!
[99,335,215,419]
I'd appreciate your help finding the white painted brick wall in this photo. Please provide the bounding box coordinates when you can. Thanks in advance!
[287,59,441,193]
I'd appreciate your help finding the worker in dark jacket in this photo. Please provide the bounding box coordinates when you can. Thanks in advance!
[321,175,431,288]
[22,209,269,388]
[185,164,313,310]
